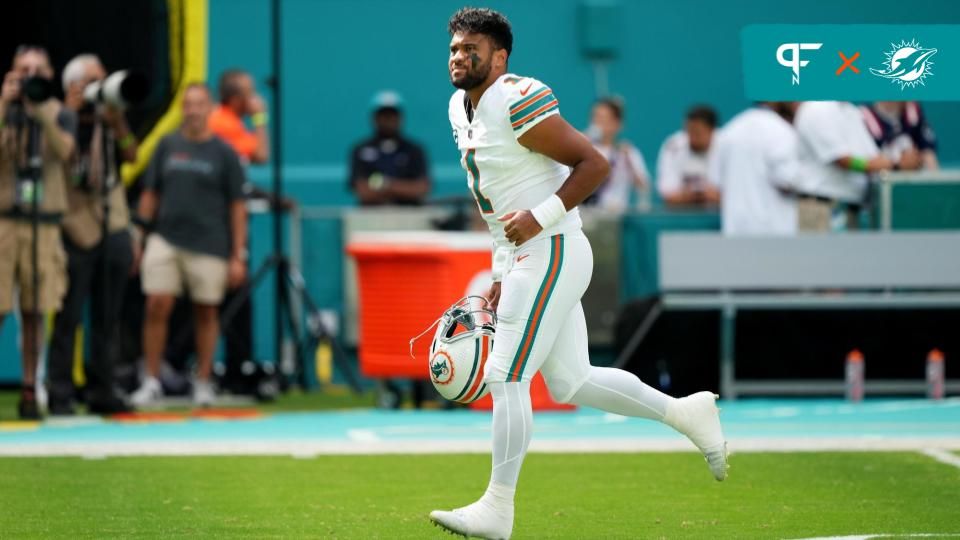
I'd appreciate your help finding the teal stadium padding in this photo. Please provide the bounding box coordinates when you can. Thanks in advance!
[4,0,960,379]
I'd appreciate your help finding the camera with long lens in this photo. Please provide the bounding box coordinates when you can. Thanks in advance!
[21,76,55,103]
[82,70,148,109]
[70,70,148,193]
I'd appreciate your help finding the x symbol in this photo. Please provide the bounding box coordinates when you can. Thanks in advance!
[836,51,860,75]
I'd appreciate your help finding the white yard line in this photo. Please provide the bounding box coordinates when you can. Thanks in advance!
[920,447,960,470]
[790,534,960,540]
[0,437,959,457]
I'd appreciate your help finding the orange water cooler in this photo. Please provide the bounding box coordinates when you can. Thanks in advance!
[346,231,573,411]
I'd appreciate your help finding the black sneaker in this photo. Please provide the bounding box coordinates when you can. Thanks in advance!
[48,398,76,416]
[18,392,42,421]
[88,396,132,415]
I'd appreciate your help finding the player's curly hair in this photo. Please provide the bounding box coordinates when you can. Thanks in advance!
[448,7,513,56]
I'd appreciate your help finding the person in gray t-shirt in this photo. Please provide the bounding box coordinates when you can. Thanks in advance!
[132,82,248,407]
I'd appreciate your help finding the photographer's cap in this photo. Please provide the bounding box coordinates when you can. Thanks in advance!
[370,90,403,113]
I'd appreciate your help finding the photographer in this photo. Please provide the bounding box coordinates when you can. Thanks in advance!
[0,46,76,419]
[131,82,247,407]
[47,54,138,415]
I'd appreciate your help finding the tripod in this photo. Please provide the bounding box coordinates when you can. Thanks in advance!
[218,240,360,392]
[220,0,359,394]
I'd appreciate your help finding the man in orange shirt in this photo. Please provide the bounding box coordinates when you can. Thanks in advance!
[203,69,268,393]
[209,69,269,164]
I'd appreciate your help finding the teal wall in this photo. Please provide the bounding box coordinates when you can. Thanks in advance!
[206,0,960,369]
[2,0,959,381]
[209,0,960,207]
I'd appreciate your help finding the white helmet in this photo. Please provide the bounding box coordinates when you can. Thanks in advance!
[412,296,496,404]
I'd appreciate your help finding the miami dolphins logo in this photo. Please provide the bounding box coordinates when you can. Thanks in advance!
[430,351,455,385]
[870,39,937,89]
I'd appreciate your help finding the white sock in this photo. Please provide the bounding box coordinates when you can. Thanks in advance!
[483,481,516,508]
[569,366,673,420]
[485,381,532,505]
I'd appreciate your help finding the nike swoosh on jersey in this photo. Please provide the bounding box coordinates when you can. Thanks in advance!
[516,254,530,262]
[519,82,534,96]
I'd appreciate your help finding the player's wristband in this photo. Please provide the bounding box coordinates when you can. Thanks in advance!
[530,194,567,229]
[848,156,868,172]
[251,112,268,127]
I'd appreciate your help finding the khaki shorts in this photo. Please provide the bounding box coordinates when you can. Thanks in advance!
[797,197,833,232]
[141,234,228,305]
[0,218,68,313]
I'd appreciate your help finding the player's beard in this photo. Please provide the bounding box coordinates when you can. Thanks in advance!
[451,57,492,90]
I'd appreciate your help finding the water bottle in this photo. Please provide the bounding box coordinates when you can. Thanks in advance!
[845,349,865,402]
[926,349,945,400]
[315,339,333,386]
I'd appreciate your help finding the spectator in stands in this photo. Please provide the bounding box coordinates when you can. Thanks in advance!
[710,103,802,236]
[582,97,649,211]
[793,101,892,231]
[861,101,938,171]
[0,46,76,419]
[657,105,720,208]
[209,69,269,165]
[348,91,430,205]
[131,83,247,407]
[48,54,138,415]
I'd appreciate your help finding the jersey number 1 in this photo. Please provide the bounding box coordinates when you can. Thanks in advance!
[466,149,494,214]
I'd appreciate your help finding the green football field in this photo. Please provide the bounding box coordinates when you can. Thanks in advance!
[2,452,959,539]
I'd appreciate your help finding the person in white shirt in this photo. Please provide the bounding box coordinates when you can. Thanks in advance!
[583,97,649,212]
[710,103,803,236]
[657,105,720,208]
[793,101,892,231]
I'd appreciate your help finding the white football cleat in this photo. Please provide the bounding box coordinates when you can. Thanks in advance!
[130,376,163,407]
[430,498,513,540]
[193,379,216,407]
[665,391,729,481]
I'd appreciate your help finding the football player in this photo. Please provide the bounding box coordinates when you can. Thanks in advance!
[430,8,729,540]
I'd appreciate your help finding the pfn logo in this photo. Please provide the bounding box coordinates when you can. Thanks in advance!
[777,42,823,85]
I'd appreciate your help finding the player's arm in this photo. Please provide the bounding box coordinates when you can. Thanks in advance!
[499,115,609,246]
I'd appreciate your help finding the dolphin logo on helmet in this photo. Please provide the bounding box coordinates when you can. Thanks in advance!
[410,296,496,403]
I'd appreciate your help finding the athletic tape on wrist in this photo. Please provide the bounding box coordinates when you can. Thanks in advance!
[530,194,567,229]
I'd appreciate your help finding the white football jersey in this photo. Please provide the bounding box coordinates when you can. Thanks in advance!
[448,74,582,252]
